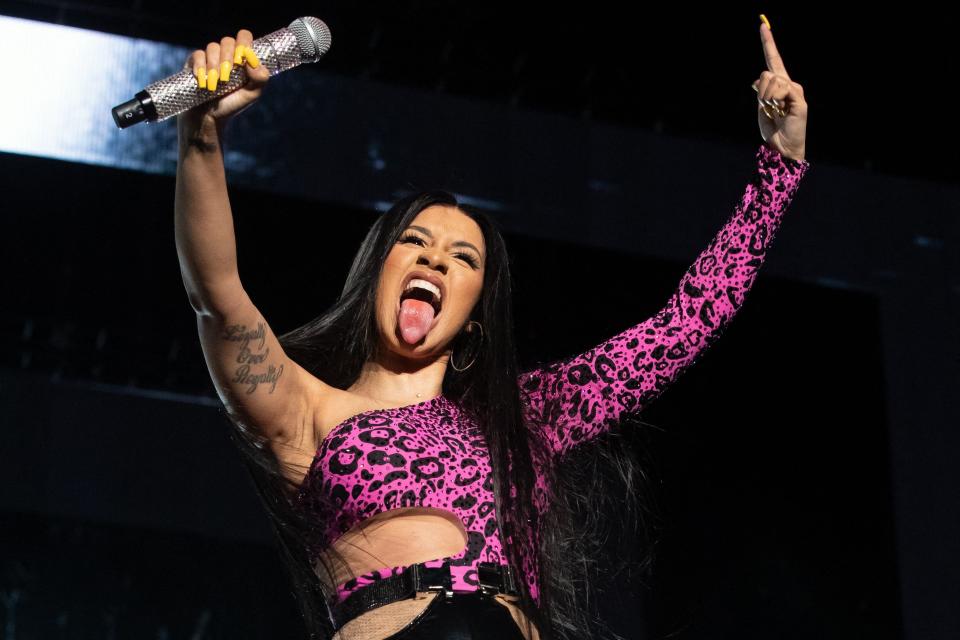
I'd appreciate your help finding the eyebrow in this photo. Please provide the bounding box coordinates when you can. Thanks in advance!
[407,225,484,259]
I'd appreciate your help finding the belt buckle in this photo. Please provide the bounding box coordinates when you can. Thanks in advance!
[477,562,503,596]
[412,562,453,600]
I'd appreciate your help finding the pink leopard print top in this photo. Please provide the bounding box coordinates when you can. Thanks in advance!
[292,143,810,608]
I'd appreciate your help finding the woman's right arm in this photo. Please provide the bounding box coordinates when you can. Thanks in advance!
[174,29,331,447]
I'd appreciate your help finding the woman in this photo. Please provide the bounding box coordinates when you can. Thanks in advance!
[174,16,809,640]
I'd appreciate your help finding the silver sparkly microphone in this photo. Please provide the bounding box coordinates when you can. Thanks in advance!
[111,16,331,128]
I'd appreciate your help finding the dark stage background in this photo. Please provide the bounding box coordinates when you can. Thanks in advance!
[1,2,955,639]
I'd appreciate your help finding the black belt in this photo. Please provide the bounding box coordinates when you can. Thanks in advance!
[328,561,519,631]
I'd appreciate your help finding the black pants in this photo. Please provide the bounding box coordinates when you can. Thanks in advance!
[384,591,530,639]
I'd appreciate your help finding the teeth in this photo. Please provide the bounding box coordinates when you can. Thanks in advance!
[405,278,441,300]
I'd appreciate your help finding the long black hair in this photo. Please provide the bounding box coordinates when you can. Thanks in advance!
[221,189,663,639]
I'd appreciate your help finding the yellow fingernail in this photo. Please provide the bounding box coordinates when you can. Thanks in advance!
[234,45,244,65]
[220,60,232,82]
[207,68,218,91]
[759,14,771,31]
[246,47,260,68]
[197,67,207,89]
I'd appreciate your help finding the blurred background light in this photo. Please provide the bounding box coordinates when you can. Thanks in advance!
[0,15,189,172]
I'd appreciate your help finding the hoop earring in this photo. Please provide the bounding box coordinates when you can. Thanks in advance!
[450,320,484,372]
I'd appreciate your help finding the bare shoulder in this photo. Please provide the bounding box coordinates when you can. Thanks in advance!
[307,386,427,448]
[271,376,372,489]
[276,383,432,491]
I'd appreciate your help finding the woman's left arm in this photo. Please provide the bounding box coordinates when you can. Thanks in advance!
[518,16,809,458]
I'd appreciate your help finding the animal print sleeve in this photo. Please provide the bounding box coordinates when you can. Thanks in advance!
[518,143,810,458]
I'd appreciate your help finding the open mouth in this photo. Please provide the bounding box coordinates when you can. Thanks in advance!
[399,285,442,316]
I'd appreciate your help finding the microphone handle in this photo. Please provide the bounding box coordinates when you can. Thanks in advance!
[113,26,303,128]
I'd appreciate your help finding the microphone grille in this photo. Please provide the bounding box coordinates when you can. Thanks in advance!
[288,16,332,63]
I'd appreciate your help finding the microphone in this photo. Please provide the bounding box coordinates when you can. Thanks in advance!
[111,16,331,129]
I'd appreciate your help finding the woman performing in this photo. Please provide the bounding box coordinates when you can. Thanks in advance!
[174,14,809,640]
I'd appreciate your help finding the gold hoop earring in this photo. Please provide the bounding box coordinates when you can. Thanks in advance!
[450,321,484,372]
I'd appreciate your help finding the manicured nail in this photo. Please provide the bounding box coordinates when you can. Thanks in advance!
[220,60,232,82]
[234,45,244,65]
[245,47,260,68]
[197,67,207,89]
[759,14,771,31]
[207,68,218,91]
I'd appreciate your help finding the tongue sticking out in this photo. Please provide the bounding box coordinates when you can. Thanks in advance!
[399,298,436,344]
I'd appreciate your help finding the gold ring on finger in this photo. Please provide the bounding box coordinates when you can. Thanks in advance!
[762,98,785,117]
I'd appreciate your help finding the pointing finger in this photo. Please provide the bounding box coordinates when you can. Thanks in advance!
[759,17,790,80]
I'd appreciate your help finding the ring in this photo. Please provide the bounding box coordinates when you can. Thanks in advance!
[759,97,786,118]
[752,83,786,117]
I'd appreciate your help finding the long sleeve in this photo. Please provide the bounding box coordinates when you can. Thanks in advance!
[517,142,811,458]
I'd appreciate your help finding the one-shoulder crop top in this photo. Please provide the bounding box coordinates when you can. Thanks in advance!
[292,143,810,608]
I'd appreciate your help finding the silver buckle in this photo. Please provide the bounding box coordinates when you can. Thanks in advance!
[412,563,453,600]
[477,562,504,596]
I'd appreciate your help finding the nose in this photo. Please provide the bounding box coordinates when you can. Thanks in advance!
[416,248,448,274]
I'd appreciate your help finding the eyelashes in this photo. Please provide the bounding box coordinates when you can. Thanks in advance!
[398,233,480,268]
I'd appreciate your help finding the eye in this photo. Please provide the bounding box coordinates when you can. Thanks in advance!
[399,233,425,246]
[399,233,480,268]
[455,253,480,268]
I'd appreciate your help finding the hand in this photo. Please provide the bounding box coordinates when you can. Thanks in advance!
[177,29,271,141]
[751,20,807,162]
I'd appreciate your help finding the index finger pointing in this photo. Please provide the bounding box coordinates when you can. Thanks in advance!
[759,19,790,80]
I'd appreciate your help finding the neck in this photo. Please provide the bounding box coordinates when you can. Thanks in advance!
[347,349,449,404]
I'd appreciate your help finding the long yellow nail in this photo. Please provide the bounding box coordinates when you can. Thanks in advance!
[196,67,207,89]
[759,14,771,31]
[245,47,260,68]
[220,60,232,82]
[234,45,244,65]
[207,68,218,91]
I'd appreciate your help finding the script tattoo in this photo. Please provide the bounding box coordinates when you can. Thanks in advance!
[223,322,284,394]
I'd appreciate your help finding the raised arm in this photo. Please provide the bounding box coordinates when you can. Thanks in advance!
[518,142,810,458]
[175,30,330,448]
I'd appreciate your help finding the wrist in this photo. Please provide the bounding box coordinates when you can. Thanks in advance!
[784,146,806,163]
[770,142,806,164]
[178,113,225,155]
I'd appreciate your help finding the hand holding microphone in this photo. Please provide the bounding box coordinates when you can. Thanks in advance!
[112,16,331,129]
[181,29,271,130]
[175,28,271,141]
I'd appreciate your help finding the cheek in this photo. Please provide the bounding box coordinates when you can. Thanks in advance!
[379,256,405,306]
[456,279,484,316]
